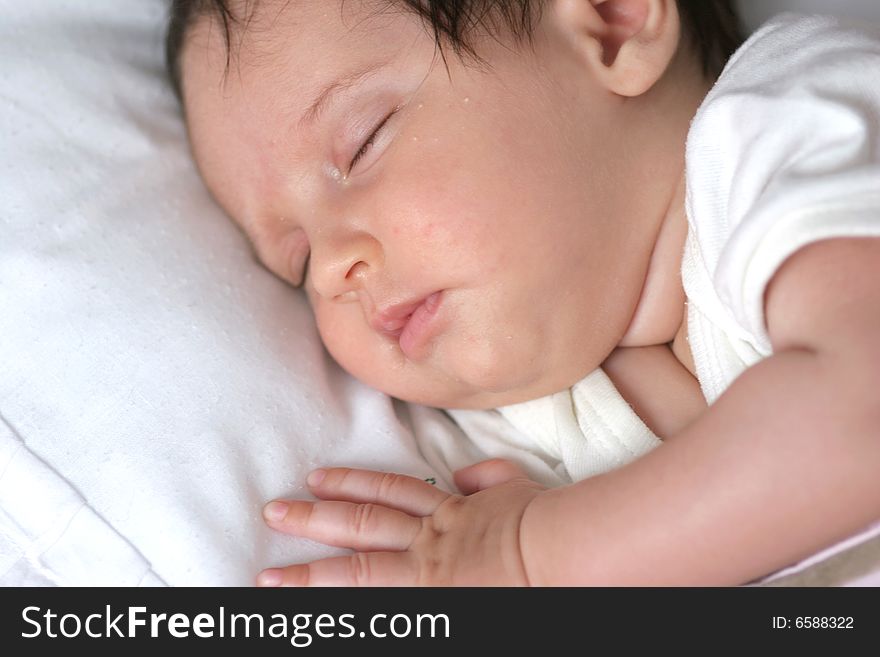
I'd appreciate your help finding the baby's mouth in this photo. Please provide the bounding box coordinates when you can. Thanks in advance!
[370,291,445,356]
[370,294,432,335]
[374,314,413,337]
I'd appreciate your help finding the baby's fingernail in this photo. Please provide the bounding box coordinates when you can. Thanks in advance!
[257,569,283,587]
[263,501,289,522]
[307,469,326,487]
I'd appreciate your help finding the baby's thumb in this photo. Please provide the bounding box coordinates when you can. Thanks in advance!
[454,458,531,495]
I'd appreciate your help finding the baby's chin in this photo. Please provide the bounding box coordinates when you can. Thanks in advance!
[373,369,570,411]
[389,385,554,411]
[359,373,510,411]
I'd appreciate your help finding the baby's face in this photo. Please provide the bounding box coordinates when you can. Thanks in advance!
[182,0,673,409]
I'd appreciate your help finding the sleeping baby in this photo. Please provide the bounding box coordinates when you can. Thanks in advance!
[167,0,880,585]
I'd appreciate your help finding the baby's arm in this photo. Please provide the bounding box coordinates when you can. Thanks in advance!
[521,237,880,584]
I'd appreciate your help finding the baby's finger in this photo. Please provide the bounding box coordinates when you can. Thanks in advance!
[257,552,419,587]
[307,467,450,516]
[454,458,533,495]
[263,499,421,551]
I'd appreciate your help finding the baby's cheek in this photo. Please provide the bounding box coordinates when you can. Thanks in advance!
[302,271,318,307]
[311,302,369,366]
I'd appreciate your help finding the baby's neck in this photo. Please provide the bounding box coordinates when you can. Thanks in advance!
[617,171,690,363]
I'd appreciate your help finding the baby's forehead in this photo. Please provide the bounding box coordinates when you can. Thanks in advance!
[183,8,411,139]
[185,0,417,73]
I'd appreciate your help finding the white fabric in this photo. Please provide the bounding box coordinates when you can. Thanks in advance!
[448,369,660,486]
[0,416,164,586]
[683,12,880,402]
[0,0,466,586]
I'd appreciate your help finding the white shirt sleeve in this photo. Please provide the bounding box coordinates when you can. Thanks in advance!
[685,13,880,354]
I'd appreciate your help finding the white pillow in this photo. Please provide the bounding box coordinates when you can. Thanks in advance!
[0,0,461,586]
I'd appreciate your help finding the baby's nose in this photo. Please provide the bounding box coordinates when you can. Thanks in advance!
[307,231,381,301]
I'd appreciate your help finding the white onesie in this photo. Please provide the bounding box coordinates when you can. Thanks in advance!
[411,13,880,488]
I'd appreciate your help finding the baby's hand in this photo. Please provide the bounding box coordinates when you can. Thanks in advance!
[257,459,544,586]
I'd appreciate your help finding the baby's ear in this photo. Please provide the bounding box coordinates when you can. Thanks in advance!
[549,0,680,97]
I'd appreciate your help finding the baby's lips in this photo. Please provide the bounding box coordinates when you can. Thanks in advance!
[370,295,428,334]
[376,314,412,333]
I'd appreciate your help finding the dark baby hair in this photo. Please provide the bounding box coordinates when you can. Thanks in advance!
[166,0,743,99]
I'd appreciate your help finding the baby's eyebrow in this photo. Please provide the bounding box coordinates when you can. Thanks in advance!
[298,59,392,130]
